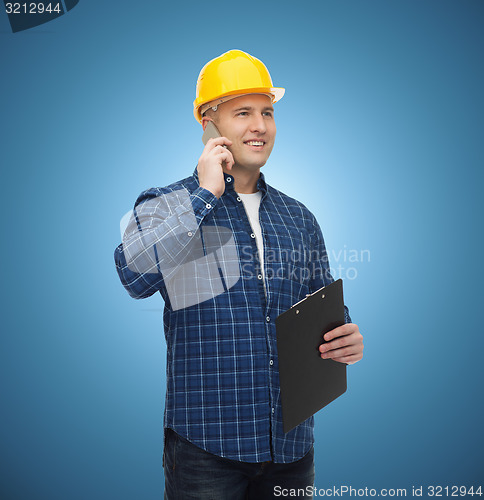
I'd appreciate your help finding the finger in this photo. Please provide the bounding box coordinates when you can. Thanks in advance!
[321,345,363,359]
[319,331,361,352]
[212,145,233,156]
[210,146,235,167]
[206,136,232,150]
[323,323,356,341]
[332,353,362,365]
[320,344,361,360]
[213,149,235,169]
[324,323,360,342]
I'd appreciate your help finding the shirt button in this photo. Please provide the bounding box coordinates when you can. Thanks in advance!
[206,203,212,210]
[272,408,275,414]
[266,316,270,322]
[187,231,193,237]
[270,359,273,366]
[226,177,232,183]
[250,233,256,238]
[236,197,241,202]
[258,274,262,280]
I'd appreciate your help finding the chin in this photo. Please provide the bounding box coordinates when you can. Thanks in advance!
[247,156,270,169]
[234,158,267,171]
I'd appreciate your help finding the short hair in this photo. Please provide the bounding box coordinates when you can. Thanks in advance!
[202,108,218,123]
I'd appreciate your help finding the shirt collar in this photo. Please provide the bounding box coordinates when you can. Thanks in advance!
[192,166,268,196]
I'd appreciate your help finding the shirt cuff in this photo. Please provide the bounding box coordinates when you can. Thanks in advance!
[189,186,219,224]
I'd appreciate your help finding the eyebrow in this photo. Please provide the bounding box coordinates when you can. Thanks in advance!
[232,106,274,113]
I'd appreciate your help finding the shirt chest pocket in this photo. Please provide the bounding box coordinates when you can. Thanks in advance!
[263,225,312,289]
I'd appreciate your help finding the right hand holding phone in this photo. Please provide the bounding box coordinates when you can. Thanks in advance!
[197,137,234,199]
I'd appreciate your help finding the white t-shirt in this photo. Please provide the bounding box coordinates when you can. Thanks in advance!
[237,191,266,296]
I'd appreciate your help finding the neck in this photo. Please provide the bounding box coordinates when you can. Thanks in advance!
[224,164,261,193]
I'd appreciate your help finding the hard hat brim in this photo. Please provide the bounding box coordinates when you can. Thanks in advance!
[194,87,285,123]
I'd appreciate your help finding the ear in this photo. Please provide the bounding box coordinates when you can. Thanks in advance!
[201,117,212,131]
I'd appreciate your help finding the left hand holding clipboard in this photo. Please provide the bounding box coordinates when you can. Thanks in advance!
[319,323,364,365]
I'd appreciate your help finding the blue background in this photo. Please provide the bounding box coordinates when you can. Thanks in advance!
[1,0,483,498]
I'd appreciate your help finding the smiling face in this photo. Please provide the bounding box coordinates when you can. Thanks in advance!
[204,94,277,172]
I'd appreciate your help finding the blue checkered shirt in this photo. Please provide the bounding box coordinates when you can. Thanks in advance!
[114,167,351,463]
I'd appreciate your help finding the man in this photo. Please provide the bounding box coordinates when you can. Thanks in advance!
[114,49,363,499]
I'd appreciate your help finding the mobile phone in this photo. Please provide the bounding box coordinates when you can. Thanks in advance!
[202,120,222,145]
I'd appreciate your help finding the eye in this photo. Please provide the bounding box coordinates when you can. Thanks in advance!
[237,111,249,116]
[263,111,273,118]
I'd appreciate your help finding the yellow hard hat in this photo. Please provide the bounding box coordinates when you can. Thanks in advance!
[193,49,285,123]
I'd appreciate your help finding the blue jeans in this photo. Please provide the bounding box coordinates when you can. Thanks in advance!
[163,428,315,499]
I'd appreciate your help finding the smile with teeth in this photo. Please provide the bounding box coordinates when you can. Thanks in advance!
[245,140,265,146]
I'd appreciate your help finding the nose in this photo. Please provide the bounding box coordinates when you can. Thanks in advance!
[249,113,267,134]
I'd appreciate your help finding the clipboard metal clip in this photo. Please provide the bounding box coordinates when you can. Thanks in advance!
[290,286,328,311]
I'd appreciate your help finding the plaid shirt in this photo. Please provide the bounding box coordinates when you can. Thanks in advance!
[114,167,351,463]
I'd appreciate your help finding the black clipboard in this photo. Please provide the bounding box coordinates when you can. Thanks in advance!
[275,279,347,433]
